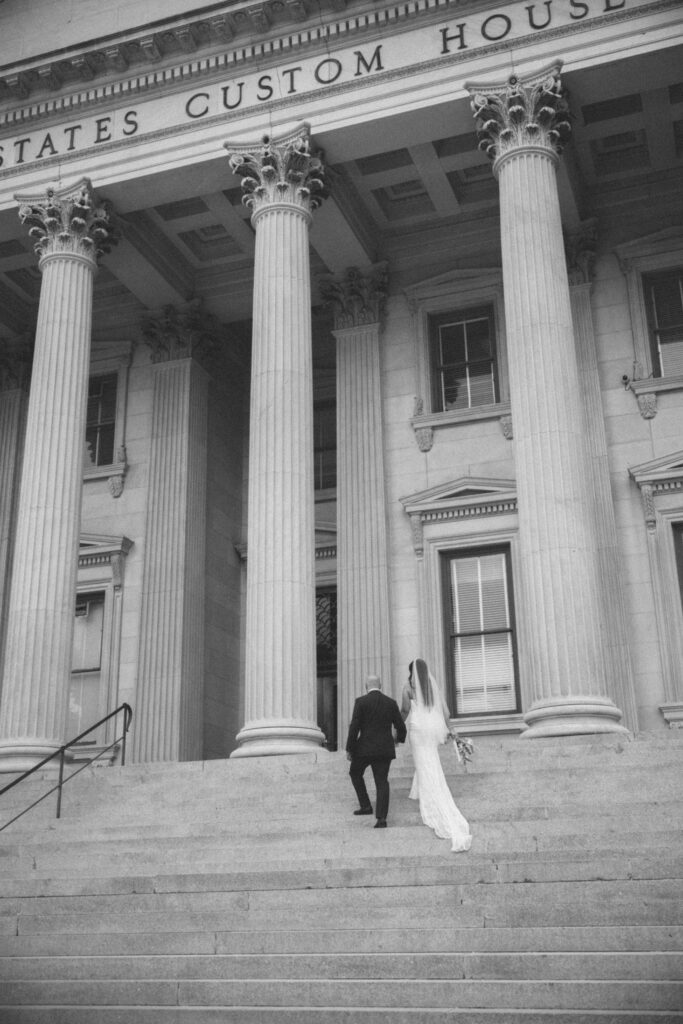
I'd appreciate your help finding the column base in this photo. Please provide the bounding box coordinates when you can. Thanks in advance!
[230,720,327,758]
[522,696,631,739]
[0,739,63,774]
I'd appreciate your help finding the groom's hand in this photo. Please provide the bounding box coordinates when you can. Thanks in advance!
[346,751,352,761]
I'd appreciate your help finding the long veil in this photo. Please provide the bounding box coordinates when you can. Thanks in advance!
[410,660,450,745]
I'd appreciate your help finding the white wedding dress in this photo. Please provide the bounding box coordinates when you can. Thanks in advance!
[407,697,472,853]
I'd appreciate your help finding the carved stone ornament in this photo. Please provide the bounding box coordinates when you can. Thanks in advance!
[499,414,513,440]
[409,513,424,558]
[466,62,571,170]
[565,219,598,287]
[107,447,128,499]
[225,123,327,220]
[16,177,118,266]
[140,301,224,369]
[413,427,432,453]
[319,263,388,330]
[637,393,658,419]
[640,483,657,533]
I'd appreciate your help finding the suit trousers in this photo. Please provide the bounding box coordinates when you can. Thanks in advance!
[349,756,392,821]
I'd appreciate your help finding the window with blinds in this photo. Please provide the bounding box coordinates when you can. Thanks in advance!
[442,546,519,716]
[430,305,498,412]
[69,592,106,741]
[644,266,683,378]
[674,523,683,612]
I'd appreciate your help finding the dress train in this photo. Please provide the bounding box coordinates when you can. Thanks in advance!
[407,700,472,853]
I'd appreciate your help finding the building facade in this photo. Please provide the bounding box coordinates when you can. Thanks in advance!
[0,0,682,770]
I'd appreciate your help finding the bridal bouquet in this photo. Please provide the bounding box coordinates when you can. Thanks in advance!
[450,732,474,766]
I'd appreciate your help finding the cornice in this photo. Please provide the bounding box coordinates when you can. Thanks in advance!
[0,0,675,136]
[0,0,451,115]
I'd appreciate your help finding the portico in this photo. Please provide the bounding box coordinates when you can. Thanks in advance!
[0,0,682,768]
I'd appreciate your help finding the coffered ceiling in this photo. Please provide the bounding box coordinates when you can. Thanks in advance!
[0,44,681,356]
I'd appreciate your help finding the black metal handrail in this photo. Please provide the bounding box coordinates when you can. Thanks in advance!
[0,702,133,833]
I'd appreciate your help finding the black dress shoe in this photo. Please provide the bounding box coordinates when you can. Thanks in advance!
[374,819,387,828]
[354,807,373,816]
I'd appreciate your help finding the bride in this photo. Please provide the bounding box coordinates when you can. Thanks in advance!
[401,658,472,853]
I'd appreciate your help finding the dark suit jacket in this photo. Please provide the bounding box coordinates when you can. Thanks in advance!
[346,689,407,761]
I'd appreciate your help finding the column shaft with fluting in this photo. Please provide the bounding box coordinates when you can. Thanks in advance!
[0,180,116,770]
[566,236,638,732]
[132,356,208,763]
[0,369,28,685]
[467,65,627,736]
[226,124,327,756]
[321,266,392,739]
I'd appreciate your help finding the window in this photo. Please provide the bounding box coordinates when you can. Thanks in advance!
[674,523,683,612]
[314,401,336,491]
[441,546,519,716]
[85,374,117,467]
[430,305,498,412]
[69,591,106,742]
[644,267,683,378]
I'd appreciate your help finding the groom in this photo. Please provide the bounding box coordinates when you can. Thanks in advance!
[346,674,407,829]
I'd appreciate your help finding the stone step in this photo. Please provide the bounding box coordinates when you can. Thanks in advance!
[5,777,679,827]
[2,732,679,795]
[2,1009,682,1024]
[1,977,682,1011]
[1,822,679,880]
[2,852,680,897]
[2,950,681,982]
[1,879,678,936]
[2,802,680,857]
[2,924,681,958]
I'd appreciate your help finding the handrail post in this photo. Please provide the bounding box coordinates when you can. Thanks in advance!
[121,706,128,767]
[56,746,66,819]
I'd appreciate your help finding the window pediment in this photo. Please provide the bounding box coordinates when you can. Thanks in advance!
[626,452,683,516]
[629,451,683,489]
[615,227,683,269]
[401,477,516,515]
[401,478,517,555]
[403,267,502,307]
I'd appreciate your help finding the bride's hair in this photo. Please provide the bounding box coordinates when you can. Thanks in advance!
[410,658,434,708]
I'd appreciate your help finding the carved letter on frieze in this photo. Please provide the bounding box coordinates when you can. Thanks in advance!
[467,63,571,171]
[17,178,118,267]
[226,124,327,221]
[319,263,389,331]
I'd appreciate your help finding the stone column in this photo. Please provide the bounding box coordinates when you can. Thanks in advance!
[132,305,212,763]
[466,64,627,737]
[319,265,392,741]
[0,179,117,771]
[0,343,31,690]
[565,222,638,732]
[225,124,327,756]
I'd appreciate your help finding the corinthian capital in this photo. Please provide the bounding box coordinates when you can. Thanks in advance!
[224,123,327,220]
[319,263,388,331]
[466,62,571,169]
[16,177,118,265]
[565,219,598,286]
[0,337,33,391]
[140,300,229,370]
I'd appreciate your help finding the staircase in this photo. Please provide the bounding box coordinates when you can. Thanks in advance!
[1,731,682,1022]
